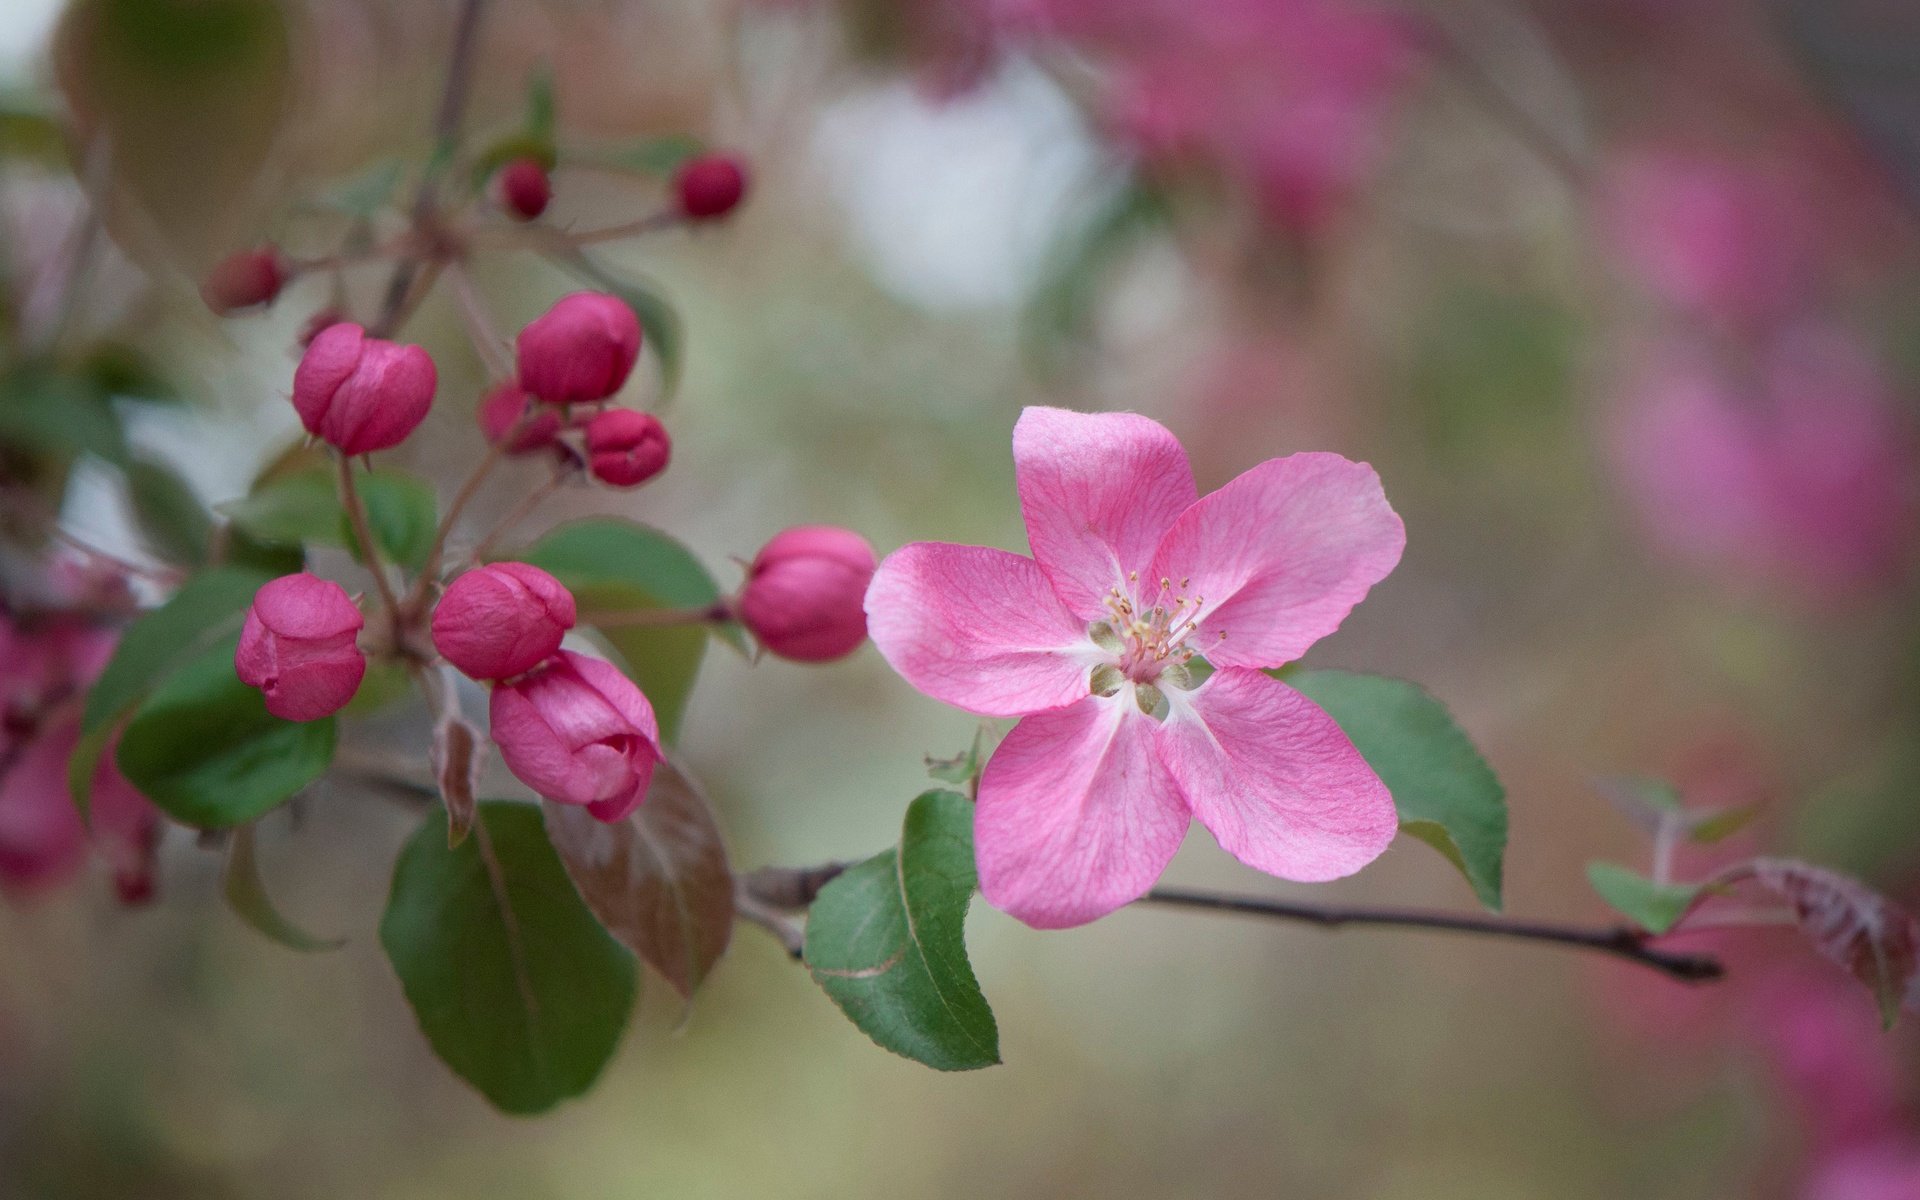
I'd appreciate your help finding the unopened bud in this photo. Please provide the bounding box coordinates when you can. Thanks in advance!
[234,574,367,721]
[736,526,876,663]
[674,154,749,220]
[292,323,438,455]
[494,157,552,221]
[202,246,288,314]
[585,408,670,487]
[431,562,576,682]
[515,292,642,405]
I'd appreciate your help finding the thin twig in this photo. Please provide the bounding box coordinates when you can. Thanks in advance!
[367,0,491,338]
[467,464,573,563]
[447,260,515,379]
[1413,14,1588,189]
[735,864,1725,983]
[335,453,402,614]
[1137,888,1723,982]
[563,209,681,247]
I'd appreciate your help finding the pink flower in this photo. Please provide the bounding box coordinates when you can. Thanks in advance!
[0,717,160,902]
[489,650,661,822]
[865,406,1403,928]
[674,154,750,220]
[1609,329,1920,598]
[494,157,552,221]
[738,526,877,663]
[292,322,438,455]
[477,381,563,455]
[234,574,367,721]
[1804,1141,1920,1200]
[515,292,642,405]
[584,408,671,487]
[431,562,577,681]
[201,245,288,314]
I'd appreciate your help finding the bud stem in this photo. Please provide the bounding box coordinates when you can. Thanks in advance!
[336,453,403,614]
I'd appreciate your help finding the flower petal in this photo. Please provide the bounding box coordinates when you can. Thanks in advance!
[1157,667,1395,882]
[865,542,1097,717]
[976,696,1190,929]
[1147,452,1402,669]
[1014,406,1197,618]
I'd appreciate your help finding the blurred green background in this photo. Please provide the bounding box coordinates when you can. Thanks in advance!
[3,0,1919,1196]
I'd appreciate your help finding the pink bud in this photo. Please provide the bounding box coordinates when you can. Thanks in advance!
[585,408,670,487]
[515,292,642,405]
[431,562,577,681]
[201,245,288,314]
[737,526,876,662]
[674,154,749,220]
[495,156,553,221]
[234,574,367,721]
[489,650,660,822]
[477,381,563,454]
[292,323,438,455]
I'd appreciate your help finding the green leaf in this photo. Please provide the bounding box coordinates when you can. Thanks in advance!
[81,565,271,733]
[1586,862,1703,935]
[0,365,128,465]
[222,823,344,951]
[525,68,555,147]
[114,636,335,828]
[1290,671,1509,910]
[514,518,731,742]
[126,457,212,565]
[804,790,1000,1071]
[218,466,437,568]
[381,802,638,1114]
[555,252,685,397]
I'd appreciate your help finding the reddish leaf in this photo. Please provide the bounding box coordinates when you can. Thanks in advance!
[542,758,734,1000]
[1738,858,1920,1028]
[433,717,481,848]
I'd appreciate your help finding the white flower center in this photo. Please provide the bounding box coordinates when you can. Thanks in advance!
[1087,573,1215,715]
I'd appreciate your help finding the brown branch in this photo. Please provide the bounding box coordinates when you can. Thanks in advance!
[1137,888,1722,982]
[736,864,1724,982]
[367,0,492,338]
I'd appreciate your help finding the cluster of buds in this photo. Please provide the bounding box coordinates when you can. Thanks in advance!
[199,138,879,828]
[482,292,671,489]
[231,528,875,824]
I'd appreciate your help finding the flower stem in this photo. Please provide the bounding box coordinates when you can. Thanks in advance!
[447,260,514,379]
[563,209,681,247]
[467,465,571,564]
[336,453,402,614]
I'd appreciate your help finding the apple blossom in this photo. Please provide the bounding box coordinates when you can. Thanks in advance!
[866,406,1403,928]
[431,562,577,681]
[489,650,660,822]
[234,574,368,721]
